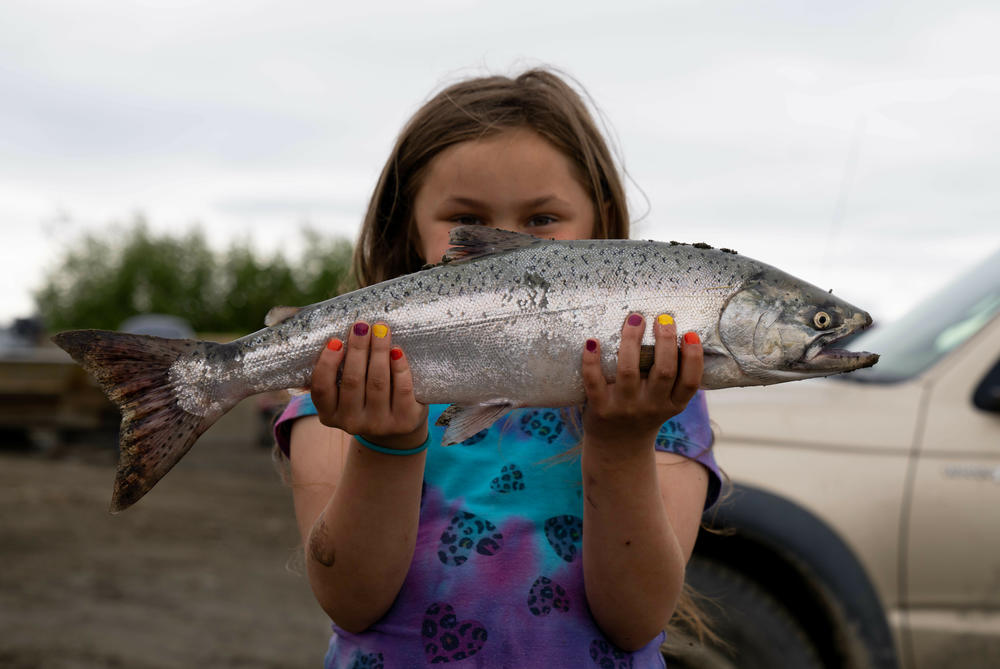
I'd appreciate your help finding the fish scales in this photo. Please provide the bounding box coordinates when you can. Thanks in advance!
[206,240,749,410]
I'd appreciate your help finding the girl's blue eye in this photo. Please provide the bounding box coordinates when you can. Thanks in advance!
[527,215,557,227]
[451,215,483,226]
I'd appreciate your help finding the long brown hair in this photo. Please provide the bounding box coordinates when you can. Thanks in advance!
[351,68,630,288]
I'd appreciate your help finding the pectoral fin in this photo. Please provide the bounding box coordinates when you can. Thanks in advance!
[437,401,515,445]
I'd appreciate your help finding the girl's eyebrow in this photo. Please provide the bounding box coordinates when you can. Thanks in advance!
[443,195,570,209]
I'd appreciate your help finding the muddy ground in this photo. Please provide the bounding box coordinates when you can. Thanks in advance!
[0,400,332,668]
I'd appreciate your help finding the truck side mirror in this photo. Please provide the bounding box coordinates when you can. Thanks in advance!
[973,357,1000,413]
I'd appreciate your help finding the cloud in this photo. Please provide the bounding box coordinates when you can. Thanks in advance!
[3,0,999,325]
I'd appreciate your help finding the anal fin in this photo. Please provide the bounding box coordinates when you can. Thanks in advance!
[437,401,515,445]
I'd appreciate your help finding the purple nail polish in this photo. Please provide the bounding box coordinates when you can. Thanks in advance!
[585,339,598,353]
[627,314,642,327]
[353,322,369,336]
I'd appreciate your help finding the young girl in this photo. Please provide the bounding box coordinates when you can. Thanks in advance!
[274,69,721,668]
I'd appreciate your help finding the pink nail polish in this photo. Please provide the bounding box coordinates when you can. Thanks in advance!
[585,339,598,353]
[627,314,642,327]
[353,322,369,336]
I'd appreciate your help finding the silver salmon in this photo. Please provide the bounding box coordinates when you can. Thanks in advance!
[53,226,877,511]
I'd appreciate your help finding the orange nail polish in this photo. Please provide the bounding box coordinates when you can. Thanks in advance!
[390,348,403,361]
[327,338,343,351]
[684,332,700,345]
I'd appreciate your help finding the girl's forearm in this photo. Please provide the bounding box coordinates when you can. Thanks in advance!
[581,438,686,652]
[305,441,426,633]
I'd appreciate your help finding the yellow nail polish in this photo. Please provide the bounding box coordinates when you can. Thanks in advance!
[372,324,388,339]
[657,314,674,326]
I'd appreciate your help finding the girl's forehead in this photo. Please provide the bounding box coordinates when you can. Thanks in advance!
[420,129,585,197]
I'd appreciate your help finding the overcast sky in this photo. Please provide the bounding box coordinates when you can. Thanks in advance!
[3,0,998,328]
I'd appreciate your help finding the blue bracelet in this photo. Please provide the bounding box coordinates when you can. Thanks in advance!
[353,433,431,456]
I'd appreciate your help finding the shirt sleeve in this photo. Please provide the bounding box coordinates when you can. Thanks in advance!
[272,393,319,458]
[653,390,722,509]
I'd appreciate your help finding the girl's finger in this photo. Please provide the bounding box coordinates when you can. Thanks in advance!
[364,322,393,417]
[614,313,645,398]
[672,331,704,406]
[338,321,371,418]
[646,313,679,398]
[580,337,609,408]
[311,338,345,424]
[388,346,418,413]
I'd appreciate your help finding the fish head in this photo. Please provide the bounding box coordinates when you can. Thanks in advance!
[716,271,879,386]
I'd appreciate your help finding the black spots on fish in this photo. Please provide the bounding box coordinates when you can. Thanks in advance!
[521,272,550,309]
[721,248,738,255]
[669,240,683,246]
[693,242,713,250]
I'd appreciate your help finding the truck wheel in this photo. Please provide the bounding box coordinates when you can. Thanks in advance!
[662,557,823,669]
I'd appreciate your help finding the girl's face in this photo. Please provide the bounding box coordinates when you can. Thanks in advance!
[412,128,597,264]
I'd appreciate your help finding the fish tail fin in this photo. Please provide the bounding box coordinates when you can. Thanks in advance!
[52,329,238,513]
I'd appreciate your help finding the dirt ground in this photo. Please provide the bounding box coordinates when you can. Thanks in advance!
[0,399,332,669]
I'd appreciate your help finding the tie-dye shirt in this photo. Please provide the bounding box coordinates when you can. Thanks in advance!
[274,392,720,669]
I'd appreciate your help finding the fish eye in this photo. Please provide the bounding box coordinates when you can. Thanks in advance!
[813,311,833,329]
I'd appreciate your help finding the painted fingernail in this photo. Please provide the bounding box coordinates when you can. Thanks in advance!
[353,322,369,336]
[390,347,403,361]
[684,331,700,345]
[657,314,674,326]
[327,338,343,351]
[372,323,388,339]
[585,339,598,353]
[627,314,643,327]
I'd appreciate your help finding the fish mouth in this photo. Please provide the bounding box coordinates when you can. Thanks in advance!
[801,316,879,371]
[807,345,880,370]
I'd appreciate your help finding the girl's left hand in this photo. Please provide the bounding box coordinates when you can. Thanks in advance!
[580,313,703,451]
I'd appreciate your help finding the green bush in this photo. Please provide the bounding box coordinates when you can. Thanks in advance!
[35,217,354,333]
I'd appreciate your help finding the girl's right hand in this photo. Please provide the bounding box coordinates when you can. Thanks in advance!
[310,321,429,450]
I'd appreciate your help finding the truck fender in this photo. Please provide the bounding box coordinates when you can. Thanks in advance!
[697,483,899,669]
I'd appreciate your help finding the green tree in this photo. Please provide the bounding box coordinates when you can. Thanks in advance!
[35,217,354,334]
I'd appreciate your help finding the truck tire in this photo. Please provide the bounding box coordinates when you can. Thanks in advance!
[662,556,823,669]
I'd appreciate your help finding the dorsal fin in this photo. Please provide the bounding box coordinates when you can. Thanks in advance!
[441,225,549,265]
[264,305,303,327]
